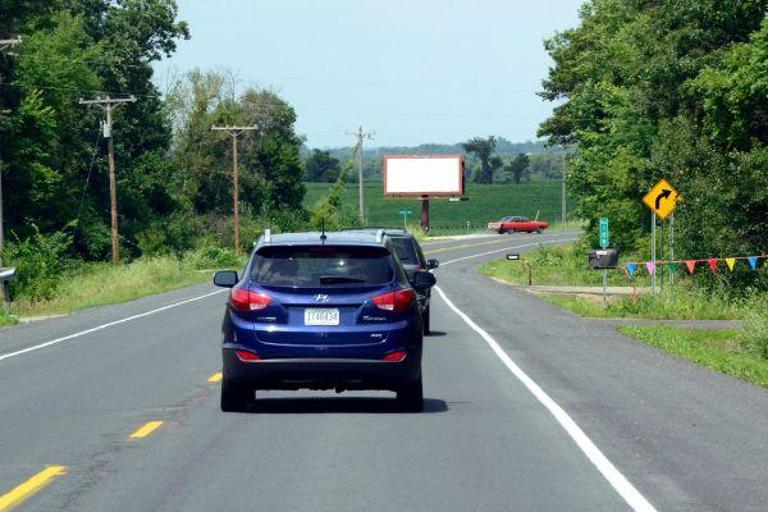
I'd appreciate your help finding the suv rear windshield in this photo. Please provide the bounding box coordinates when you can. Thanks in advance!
[389,237,419,264]
[251,246,394,287]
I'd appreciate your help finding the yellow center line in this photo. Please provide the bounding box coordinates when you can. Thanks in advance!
[424,237,524,255]
[0,465,67,512]
[207,371,223,383]
[129,421,164,440]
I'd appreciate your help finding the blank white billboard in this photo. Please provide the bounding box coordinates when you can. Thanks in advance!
[383,155,464,196]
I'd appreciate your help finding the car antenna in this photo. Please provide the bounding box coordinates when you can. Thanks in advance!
[320,218,327,244]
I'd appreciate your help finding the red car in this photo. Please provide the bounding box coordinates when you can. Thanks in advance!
[487,216,549,234]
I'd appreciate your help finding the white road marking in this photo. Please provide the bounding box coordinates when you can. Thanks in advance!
[0,289,226,363]
[440,237,579,266]
[435,286,657,512]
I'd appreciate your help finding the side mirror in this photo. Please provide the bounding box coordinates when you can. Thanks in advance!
[412,270,437,291]
[213,270,238,288]
[426,259,439,270]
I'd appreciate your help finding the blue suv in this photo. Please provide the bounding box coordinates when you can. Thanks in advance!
[213,230,436,412]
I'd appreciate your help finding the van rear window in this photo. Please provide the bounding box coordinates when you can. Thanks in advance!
[250,246,394,287]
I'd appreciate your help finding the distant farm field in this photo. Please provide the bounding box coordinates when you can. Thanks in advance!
[303,181,575,232]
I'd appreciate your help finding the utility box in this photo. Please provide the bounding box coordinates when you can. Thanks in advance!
[588,249,619,269]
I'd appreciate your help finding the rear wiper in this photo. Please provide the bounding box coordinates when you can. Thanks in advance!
[319,275,367,284]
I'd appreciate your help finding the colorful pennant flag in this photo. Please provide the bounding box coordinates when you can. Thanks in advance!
[748,256,759,270]
[668,261,677,273]
[685,260,696,274]
[626,263,637,277]
[707,258,719,272]
[645,261,656,276]
[725,258,736,272]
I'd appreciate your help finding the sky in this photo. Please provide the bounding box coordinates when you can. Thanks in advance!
[153,0,584,149]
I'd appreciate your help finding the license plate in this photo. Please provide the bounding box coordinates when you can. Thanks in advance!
[304,308,340,326]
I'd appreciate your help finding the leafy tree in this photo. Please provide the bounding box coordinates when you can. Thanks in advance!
[506,153,530,184]
[539,0,768,267]
[168,69,306,220]
[462,136,497,183]
[0,1,189,259]
[305,149,341,182]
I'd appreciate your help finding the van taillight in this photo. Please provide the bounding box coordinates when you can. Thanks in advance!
[373,289,416,313]
[230,288,272,312]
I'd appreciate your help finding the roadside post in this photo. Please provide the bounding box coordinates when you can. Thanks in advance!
[669,213,675,285]
[399,208,412,229]
[642,179,680,294]
[599,217,609,303]
[506,253,531,285]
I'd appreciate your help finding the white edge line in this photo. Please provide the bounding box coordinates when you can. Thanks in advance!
[0,289,226,362]
[434,285,657,512]
[440,237,579,266]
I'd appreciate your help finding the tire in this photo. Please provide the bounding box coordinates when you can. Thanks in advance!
[422,306,431,336]
[397,374,424,412]
[220,377,252,412]
[497,229,505,235]
[536,228,543,234]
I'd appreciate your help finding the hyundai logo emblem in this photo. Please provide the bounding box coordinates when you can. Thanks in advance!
[314,294,329,303]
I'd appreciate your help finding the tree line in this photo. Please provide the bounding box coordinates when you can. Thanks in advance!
[0,1,307,271]
[305,136,567,184]
[540,0,768,290]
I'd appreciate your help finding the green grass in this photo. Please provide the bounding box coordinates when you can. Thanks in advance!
[0,307,17,327]
[479,243,631,287]
[303,181,574,233]
[618,325,768,387]
[539,291,746,320]
[480,242,752,320]
[5,251,247,321]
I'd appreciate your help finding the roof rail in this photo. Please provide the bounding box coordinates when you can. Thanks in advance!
[375,229,385,244]
[264,228,271,243]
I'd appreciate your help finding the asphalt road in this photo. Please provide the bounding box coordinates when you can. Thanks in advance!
[1,231,767,511]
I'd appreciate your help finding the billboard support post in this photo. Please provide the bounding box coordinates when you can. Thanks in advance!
[420,196,430,232]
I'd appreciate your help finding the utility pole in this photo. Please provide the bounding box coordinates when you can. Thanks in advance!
[211,125,259,256]
[346,126,374,224]
[79,95,137,264]
[0,37,22,270]
[561,149,567,224]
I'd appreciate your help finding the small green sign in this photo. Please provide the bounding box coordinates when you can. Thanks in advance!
[599,217,609,248]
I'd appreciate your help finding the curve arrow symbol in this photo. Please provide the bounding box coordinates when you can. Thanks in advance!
[655,189,672,209]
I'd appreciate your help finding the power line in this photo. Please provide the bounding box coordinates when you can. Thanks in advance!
[78,95,137,264]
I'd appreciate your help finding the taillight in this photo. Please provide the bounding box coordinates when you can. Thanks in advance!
[382,350,407,362]
[373,288,416,313]
[229,288,272,312]
[235,350,261,362]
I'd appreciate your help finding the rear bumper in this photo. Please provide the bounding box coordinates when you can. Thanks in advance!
[222,347,421,391]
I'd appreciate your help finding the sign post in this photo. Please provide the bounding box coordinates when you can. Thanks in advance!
[399,208,412,229]
[599,218,609,303]
[642,179,680,294]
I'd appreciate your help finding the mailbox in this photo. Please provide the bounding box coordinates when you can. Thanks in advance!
[588,249,619,269]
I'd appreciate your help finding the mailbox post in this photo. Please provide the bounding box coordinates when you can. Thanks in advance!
[506,253,532,285]
[0,267,16,305]
[588,249,618,304]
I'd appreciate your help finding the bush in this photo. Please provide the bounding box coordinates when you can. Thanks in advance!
[2,229,72,301]
[738,295,768,359]
[186,245,240,270]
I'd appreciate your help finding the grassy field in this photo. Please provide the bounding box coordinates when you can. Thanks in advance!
[618,325,768,387]
[304,181,573,233]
